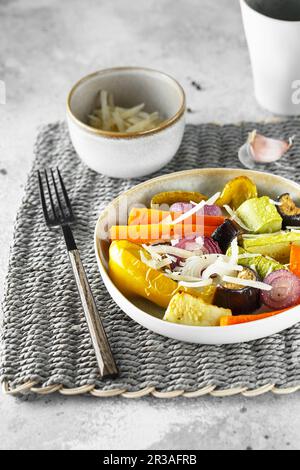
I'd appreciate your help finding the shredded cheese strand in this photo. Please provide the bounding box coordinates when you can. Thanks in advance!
[165,272,203,282]
[238,253,262,259]
[142,244,162,261]
[222,275,272,291]
[140,251,172,270]
[229,238,239,265]
[223,205,250,231]
[142,244,195,259]
[242,231,284,239]
[178,279,213,288]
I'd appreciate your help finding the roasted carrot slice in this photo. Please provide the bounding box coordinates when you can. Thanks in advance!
[128,208,225,227]
[110,223,218,244]
[220,307,295,326]
[290,243,300,277]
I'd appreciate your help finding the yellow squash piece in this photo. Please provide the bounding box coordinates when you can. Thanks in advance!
[163,292,232,327]
[151,191,207,209]
[216,176,258,210]
[109,241,215,308]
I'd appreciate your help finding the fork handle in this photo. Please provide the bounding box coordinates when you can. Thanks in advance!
[68,249,118,378]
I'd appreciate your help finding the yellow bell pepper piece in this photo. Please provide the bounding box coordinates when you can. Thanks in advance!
[216,176,258,210]
[109,240,216,308]
[151,191,207,209]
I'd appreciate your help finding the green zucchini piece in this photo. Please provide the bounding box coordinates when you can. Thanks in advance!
[236,197,282,234]
[237,249,286,278]
[241,231,300,264]
[227,246,287,278]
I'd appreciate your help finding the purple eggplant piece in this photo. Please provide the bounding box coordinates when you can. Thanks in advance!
[212,219,241,254]
[214,267,261,315]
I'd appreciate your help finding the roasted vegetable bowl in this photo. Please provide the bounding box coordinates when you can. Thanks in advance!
[95,168,300,344]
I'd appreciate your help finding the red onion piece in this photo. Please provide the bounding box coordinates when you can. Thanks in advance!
[261,270,300,309]
[200,205,223,216]
[171,236,203,268]
[170,202,222,217]
[174,236,203,252]
[203,237,222,254]
[169,236,221,269]
[170,203,194,213]
[174,236,221,255]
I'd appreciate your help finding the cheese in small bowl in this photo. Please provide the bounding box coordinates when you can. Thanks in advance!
[88,90,163,134]
[67,67,186,178]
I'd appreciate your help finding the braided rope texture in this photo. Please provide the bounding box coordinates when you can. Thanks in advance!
[1,121,300,398]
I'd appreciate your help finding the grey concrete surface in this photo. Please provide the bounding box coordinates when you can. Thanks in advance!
[0,0,299,450]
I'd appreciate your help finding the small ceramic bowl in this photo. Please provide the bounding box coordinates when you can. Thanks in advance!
[66,67,186,178]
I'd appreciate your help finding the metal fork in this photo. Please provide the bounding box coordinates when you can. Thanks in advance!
[38,168,118,378]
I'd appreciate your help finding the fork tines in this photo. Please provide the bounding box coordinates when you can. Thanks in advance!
[38,168,74,226]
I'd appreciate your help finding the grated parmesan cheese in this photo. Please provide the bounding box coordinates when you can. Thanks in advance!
[88,90,163,133]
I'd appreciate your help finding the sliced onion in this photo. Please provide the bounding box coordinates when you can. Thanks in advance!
[181,254,228,278]
[202,261,243,280]
[261,270,300,308]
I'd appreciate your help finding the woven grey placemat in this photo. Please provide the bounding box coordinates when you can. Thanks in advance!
[1,120,300,398]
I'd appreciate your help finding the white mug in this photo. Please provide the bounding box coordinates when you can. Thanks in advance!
[240,0,300,115]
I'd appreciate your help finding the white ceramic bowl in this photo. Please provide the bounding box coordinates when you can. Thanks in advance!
[94,168,300,345]
[67,67,186,178]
